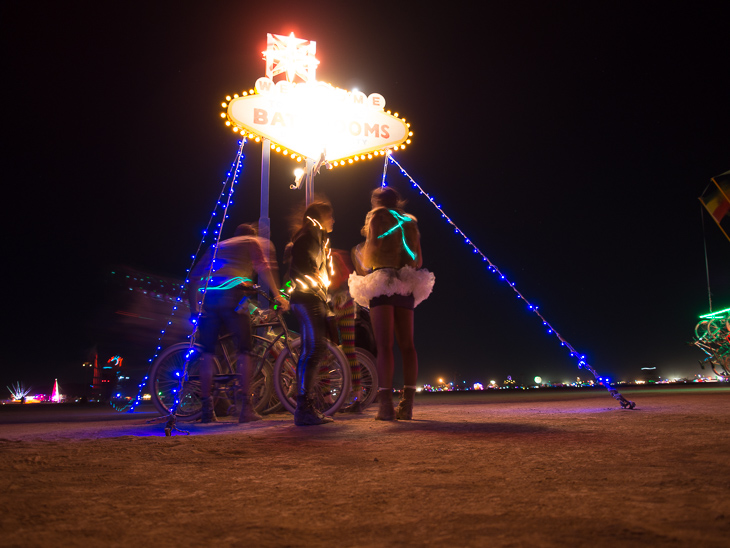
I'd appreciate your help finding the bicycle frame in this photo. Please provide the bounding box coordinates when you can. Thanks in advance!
[149,283,374,419]
[693,310,730,377]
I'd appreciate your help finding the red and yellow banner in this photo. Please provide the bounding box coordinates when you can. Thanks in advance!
[699,170,730,243]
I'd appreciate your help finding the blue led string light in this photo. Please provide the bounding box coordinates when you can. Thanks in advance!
[127,138,247,413]
[164,140,246,418]
[386,151,636,409]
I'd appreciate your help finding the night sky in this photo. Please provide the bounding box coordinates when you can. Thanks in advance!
[3,1,729,394]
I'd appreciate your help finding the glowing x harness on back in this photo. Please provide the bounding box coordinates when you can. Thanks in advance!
[377,209,417,261]
[202,276,254,291]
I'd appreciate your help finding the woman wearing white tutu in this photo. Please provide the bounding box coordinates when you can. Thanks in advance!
[349,187,435,420]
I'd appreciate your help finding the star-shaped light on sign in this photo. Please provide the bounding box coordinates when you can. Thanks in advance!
[263,32,319,83]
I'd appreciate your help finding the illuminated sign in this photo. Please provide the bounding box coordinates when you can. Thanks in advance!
[221,33,412,166]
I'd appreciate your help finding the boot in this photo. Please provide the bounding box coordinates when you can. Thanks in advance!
[339,389,365,414]
[294,394,334,426]
[200,397,217,423]
[235,355,262,423]
[339,399,363,414]
[375,389,395,421]
[395,387,416,420]
[238,397,263,423]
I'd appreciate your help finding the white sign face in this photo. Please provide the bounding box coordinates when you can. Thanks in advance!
[227,78,410,162]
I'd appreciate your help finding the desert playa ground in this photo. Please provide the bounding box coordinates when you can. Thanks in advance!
[1,385,729,547]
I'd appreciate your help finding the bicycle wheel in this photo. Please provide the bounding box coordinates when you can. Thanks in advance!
[273,338,351,416]
[149,343,221,421]
[708,320,724,340]
[695,320,712,340]
[345,348,378,409]
[710,355,730,377]
[251,361,275,413]
[252,337,286,414]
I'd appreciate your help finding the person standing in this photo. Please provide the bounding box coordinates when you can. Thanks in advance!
[329,248,364,413]
[349,187,434,420]
[190,223,288,423]
[286,200,337,426]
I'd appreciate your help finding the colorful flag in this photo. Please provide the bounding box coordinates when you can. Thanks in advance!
[699,170,730,242]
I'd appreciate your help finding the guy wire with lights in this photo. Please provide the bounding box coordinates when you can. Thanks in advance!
[127,138,247,418]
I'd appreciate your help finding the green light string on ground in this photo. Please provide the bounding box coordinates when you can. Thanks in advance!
[386,152,636,409]
[127,138,247,413]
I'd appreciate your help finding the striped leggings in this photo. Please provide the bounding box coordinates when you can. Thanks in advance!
[332,297,361,393]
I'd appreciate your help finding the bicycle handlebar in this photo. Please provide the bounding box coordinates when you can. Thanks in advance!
[247,284,290,306]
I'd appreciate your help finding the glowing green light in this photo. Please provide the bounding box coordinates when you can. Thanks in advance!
[699,307,730,319]
[200,277,253,291]
[377,210,416,260]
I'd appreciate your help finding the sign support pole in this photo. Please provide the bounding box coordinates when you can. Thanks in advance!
[259,138,272,304]
[305,157,315,206]
[260,139,271,240]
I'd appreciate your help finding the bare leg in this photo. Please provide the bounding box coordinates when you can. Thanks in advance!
[394,307,417,386]
[370,305,396,420]
[394,307,417,420]
[370,305,395,389]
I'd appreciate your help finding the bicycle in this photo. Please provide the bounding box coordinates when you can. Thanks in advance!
[695,336,730,377]
[694,318,730,341]
[693,308,730,377]
[149,285,373,420]
[148,286,291,421]
[269,291,381,416]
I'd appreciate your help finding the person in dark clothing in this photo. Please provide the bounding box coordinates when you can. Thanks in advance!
[286,200,336,426]
[190,223,288,423]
